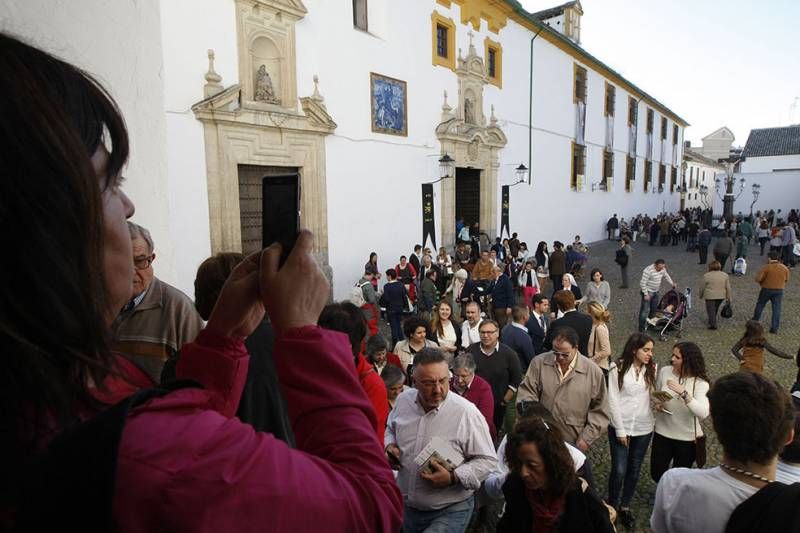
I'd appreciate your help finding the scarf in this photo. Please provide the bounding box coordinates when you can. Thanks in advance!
[526,488,565,533]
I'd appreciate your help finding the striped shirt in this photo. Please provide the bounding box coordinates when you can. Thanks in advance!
[640,264,674,294]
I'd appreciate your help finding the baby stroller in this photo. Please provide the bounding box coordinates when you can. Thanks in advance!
[645,289,689,341]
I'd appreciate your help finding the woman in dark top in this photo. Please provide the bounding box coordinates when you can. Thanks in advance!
[499,418,614,533]
[364,252,380,290]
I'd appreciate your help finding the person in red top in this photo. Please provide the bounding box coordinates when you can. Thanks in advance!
[1,34,402,532]
[451,353,497,440]
[318,302,390,444]
[395,255,418,303]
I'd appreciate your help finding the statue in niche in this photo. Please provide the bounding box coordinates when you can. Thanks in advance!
[464,97,475,124]
[254,64,279,104]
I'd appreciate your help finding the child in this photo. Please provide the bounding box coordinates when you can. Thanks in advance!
[731,320,792,373]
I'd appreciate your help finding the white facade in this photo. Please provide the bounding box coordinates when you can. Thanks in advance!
[734,153,800,217]
[683,150,722,211]
[4,0,688,300]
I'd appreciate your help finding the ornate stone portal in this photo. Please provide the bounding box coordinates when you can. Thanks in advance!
[192,0,336,264]
[436,33,507,246]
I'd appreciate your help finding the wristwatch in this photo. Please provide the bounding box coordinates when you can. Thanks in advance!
[680,390,689,401]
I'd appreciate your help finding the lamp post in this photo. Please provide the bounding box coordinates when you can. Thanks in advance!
[679,161,687,211]
[749,183,761,216]
[515,163,529,184]
[717,156,746,223]
[438,153,455,180]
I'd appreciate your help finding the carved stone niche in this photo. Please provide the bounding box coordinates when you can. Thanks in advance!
[456,35,488,127]
[235,0,307,110]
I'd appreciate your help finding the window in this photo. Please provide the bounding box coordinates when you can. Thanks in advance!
[625,155,635,192]
[574,65,587,103]
[628,97,637,126]
[353,0,368,31]
[673,124,679,145]
[602,150,614,186]
[605,83,616,116]
[484,38,502,88]
[431,12,456,71]
[660,117,668,140]
[571,142,586,190]
[644,160,652,191]
[659,164,666,192]
[670,166,677,192]
[646,108,654,134]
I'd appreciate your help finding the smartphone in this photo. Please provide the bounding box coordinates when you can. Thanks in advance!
[262,174,300,266]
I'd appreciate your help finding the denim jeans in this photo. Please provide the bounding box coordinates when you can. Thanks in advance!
[638,291,659,332]
[403,496,474,533]
[608,426,652,508]
[753,288,784,332]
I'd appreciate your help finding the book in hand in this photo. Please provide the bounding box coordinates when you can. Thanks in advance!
[651,390,673,403]
[414,437,464,475]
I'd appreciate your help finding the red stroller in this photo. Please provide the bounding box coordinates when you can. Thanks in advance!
[645,289,689,341]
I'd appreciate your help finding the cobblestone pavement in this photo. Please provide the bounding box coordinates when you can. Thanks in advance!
[567,235,799,532]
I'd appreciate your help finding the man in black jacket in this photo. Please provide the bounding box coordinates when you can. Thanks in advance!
[544,290,592,357]
[525,293,550,355]
[500,306,536,370]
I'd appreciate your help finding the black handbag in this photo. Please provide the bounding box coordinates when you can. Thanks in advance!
[720,300,733,318]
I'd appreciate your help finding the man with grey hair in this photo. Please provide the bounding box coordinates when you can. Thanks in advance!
[385,348,496,533]
[111,221,203,382]
[451,353,496,440]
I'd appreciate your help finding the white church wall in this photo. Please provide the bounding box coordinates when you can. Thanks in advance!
[734,170,800,217]
[741,154,800,173]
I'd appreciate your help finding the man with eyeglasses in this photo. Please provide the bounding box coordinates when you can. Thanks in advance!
[467,320,522,435]
[111,221,203,382]
[385,348,496,533]
[516,326,609,485]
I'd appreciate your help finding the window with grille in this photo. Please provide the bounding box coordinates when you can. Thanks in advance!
[353,0,368,31]
[571,142,586,189]
[659,164,666,192]
[673,124,679,145]
[603,150,614,186]
[605,84,615,116]
[670,166,677,192]
[660,117,668,140]
[628,97,637,126]
[487,48,496,78]
[644,160,652,191]
[574,65,587,103]
[646,108,654,134]
[626,155,635,191]
[436,25,448,58]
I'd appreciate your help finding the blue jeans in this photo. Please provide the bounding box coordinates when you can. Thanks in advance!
[608,426,652,508]
[638,291,659,332]
[403,496,474,533]
[753,288,784,332]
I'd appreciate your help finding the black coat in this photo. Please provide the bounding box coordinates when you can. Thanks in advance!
[725,481,800,533]
[545,310,593,357]
[498,475,614,533]
[525,313,550,355]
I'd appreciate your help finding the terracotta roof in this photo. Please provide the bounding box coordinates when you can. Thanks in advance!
[531,1,580,20]
[742,126,800,158]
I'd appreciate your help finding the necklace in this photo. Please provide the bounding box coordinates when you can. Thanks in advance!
[719,463,773,483]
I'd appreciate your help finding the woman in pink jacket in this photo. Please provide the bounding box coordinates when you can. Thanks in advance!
[0,34,402,532]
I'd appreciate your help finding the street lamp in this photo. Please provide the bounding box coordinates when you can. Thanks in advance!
[750,183,761,216]
[438,153,455,179]
[515,163,529,184]
[717,156,746,222]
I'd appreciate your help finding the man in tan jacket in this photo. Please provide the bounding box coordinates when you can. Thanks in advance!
[699,260,732,329]
[516,326,609,484]
[752,251,791,333]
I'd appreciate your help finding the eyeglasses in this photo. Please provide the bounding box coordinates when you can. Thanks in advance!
[479,330,498,336]
[417,377,449,389]
[552,350,573,359]
[133,254,155,270]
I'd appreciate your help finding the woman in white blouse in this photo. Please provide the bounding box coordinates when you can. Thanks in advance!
[650,341,711,483]
[587,302,612,374]
[607,333,656,529]
[429,301,461,359]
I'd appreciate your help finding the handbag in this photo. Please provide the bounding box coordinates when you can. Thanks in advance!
[693,380,707,467]
[720,300,733,319]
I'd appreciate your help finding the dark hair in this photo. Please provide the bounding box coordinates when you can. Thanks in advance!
[431,301,455,338]
[505,418,577,498]
[552,289,576,312]
[381,364,405,388]
[532,293,549,306]
[399,255,407,261]
[738,320,766,348]
[318,302,367,362]
[780,400,800,463]
[414,245,422,252]
[385,268,397,279]
[551,327,579,349]
[616,333,656,391]
[672,342,711,383]
[512,305,529,323]
[0,34,130,485]
[426,269,437,279]
[709,372,794,465]
[768,251,780,261]
[654,259,666,266]
[365,334,388,359]
[194,253,244,320]
[412,347,447,368]
[589,268,604,281]
[369,252,377,262]
[403,315,431,339]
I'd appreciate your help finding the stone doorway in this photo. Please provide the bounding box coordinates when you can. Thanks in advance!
[455,167,481,233]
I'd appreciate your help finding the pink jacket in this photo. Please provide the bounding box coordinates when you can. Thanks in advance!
[108,326,403,532]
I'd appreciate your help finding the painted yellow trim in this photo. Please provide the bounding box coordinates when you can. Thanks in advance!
[484,37,502,88]
[438,0,507,33]
[431,11,456,72]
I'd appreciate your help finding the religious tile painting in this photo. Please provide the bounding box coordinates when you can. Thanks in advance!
[370,72,407,137]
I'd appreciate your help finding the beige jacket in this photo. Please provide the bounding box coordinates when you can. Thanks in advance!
[699,270,732,301]
[516,352,609,446]
[587,323,612,370]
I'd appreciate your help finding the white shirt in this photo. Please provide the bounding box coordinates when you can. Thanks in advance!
[484,435,585,499]
[385,388,496,511]
[461,319,482,349]
[607,364,655,437]
[776,460,800,484]
[437,321,457,348]
[650,467,758,533]
[653,366,710,441]
[640,264,675,294]
[531,311,547,333]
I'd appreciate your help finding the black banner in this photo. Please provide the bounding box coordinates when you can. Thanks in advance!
[421,183,437,250]
[501,185,510,239]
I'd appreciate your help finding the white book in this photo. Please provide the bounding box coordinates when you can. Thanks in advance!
[413,436,464,474]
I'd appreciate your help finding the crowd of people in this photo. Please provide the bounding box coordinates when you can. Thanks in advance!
[3,34,800,533]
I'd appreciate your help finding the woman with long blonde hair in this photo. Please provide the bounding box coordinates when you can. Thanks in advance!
[587,301,612,373]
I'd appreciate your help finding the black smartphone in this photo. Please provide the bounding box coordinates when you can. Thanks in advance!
[262,174,300,266]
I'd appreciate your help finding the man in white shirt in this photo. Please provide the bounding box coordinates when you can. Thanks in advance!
[776,391,800,483]
[460,301,482,349]
[651,371,795,533]
[638,259,677,332]
[385,348,496,533]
